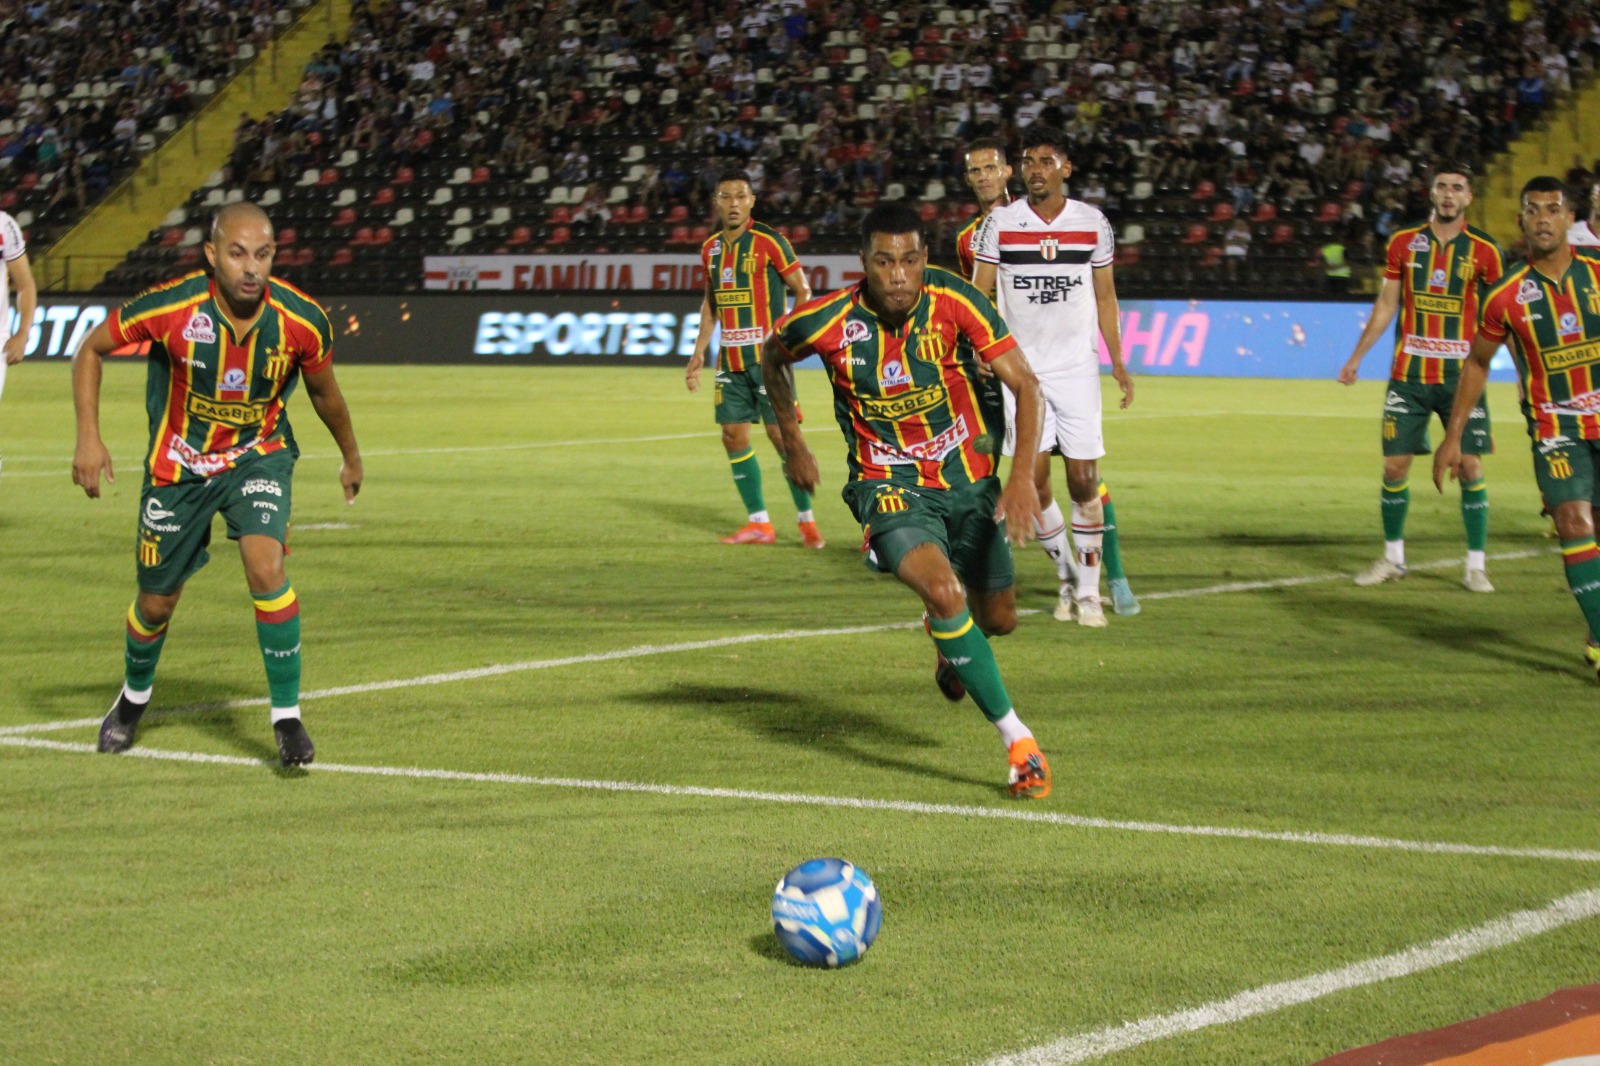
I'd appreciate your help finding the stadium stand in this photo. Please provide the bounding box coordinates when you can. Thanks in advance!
[0,0,316,254]
[67,0,1600,297]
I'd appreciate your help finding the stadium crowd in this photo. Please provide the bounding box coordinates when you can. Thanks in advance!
[0,0,309,252]
[70,0,1600,293]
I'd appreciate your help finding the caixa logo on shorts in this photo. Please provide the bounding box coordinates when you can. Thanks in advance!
[182,312,217,344]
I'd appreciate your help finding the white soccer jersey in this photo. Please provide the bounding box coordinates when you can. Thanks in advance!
[1569,220,1600,247]
[973,197,1114,377]
[0,211,24,343]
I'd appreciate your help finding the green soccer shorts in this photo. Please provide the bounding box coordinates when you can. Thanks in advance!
[1381,379,1492,457]
[1530,436,1600,508]
[714,361,802,426]
[135,449,295,594]
[842,476,1016,593]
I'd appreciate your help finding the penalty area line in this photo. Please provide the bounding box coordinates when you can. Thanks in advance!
[975,886,1600,1066]
[3,735,1598,866]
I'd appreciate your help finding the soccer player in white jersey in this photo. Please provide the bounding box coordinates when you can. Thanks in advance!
[0,209,38,477]
[972,125,1134,627]
[1569,180,1600,247]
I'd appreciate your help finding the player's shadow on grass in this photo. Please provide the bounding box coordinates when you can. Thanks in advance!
[625,683,993,790]
[28,679,281,766]
[1290,590,1563,674]
[650,499,750,538]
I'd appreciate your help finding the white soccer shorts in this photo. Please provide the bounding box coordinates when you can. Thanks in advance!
[1002,374,1104,460]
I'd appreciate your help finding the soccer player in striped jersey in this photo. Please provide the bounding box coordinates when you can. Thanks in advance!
[1435,177,1600,678]
[685,171,822,547]
[971,126,1136,628]
[0,208,37,478]
[760,203,1053,798]
[71,203,363,766]
[959,137,1140,619]
[1339,163,1505,591]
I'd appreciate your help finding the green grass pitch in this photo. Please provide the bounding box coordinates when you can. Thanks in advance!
[2,363,1597,1065]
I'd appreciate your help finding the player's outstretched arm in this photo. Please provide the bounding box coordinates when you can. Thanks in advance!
[70,321,117,498]
[1432,334,1496,492]
[988,349,1044,543]
[1093,265,1133,408]
[1339,279,1400,384]
[4,249,36,366]
[759,336,818,493]
[303,364,363,503]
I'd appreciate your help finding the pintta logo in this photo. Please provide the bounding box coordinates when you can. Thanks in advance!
[182,312,217,344]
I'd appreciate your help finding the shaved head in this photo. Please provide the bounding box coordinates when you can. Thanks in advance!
[211,201,274,243]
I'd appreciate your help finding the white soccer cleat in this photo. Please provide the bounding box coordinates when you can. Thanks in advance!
[1462,568,1494,593]
[1353,558,1407,586]
[1074,596,1108,628]
[1052,583,1075,622]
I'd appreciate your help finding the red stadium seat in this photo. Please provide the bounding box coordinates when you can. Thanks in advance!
[470,166,490,185]
[665,204,688,222]
[918,202,939,222]
[1116,245,1142,267]
[1181,222,1208,244]
[374,226,393,245]
[1190,180,1216,201]
[176,246,201,267]
[394,166,415,185]
[1198,246,1223,268]
[1250,203,1277,223]
[415,129,434,150]
[1270,222,1295,244]
[317,168,338,186]
[1341,179,1366,201]
[667,224,690,244]
[333,207,357,227]
[790,224,811,245]
[159,227,183,247]
[372,186,395,207]
[836,83,854,100]
[508,225,532,246]
[0,191,15,211]
[738,104,758,122]
[1315,201,1341,222]
[276,226,297,246]
[547,205,572,224]
[549,225,571,245]
[329,247,354,267]
[689,224,709,243]
[1208,202,1234,223]
[352,226,374,246]
[18,172,37,191]
[627,204,648,224]
[660,124,682,143]
[775,224,791,238]
[609,205,630,224]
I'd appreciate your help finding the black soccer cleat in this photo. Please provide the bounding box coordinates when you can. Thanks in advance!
[97,693,147,754]
[273,718,315,767]
[934,653,966,702]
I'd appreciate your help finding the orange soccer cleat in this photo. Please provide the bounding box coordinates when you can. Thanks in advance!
[719,520,776,545]
[1006,737,1052,799]
[798,520,826,549]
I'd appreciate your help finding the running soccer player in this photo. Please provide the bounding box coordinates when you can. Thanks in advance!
[685,170,822,547]
[71,202,362,767]
[1434,177,1600,677]
[959,136,1139,618]
[761,203,1053,798]
[1339,163,1504,591]
[0,208,38,476]
[970,125,1135,628]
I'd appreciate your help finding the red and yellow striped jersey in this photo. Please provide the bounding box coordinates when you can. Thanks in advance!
[955,213,981,280]
[110,271,334,485]
[771,267,1015,490]
[1479,249,1600,441]
[700,219,802,372]
[1383,223,1504,384]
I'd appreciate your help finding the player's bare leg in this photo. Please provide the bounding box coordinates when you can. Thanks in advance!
[898,545,1048,796]
[99,586,183,754]
[764,422,824,548]
[240,535,313,766]
[1065,457,1107,627]
[1355,453,1413,586]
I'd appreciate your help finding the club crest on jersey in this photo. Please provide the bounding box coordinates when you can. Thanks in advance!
[1039,237,1059,261]
[842,319,871,345]
[1408,234,1430,252]
[221,368,248,391]
[182,312,217,344]
[1517,279,1543,305]
[879,359,911,388]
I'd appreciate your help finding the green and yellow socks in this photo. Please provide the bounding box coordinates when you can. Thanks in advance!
[253,582,303,722]
[122,602,167,704]
[927,608,1032,745]
[1461,477,1489,572]
[727,448,768,523]
[1560,538,1600,644]
[1380,477,1409,565]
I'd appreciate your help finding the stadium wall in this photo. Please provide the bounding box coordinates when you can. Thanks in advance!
[13,295,1519,382]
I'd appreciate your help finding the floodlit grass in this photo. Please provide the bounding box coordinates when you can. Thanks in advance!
[2,364,1596,1065]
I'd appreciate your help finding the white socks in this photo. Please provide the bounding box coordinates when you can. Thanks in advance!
[1071,497,1106,600]
[1034,500,1072,583]
[993,710,1032,747]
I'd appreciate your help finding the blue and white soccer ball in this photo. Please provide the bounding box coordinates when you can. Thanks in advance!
[771,857,882,967]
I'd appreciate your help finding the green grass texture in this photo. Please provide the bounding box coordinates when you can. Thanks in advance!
[2,363,1596,1065]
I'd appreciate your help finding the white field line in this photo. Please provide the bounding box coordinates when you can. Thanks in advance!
[976,886,1600,1066]
[1140,547,1553,601]
[3,736,1598,865]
